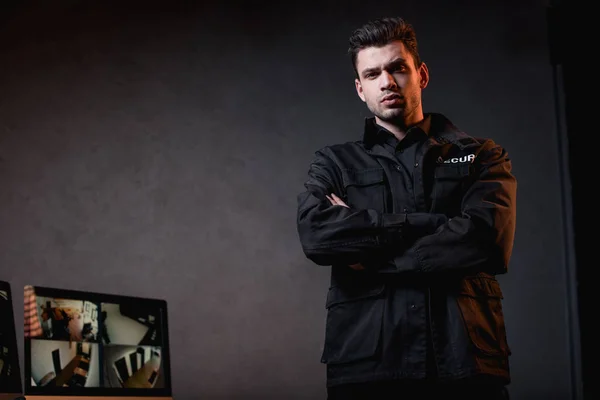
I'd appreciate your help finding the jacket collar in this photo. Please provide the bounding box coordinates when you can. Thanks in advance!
[362,113,480,150]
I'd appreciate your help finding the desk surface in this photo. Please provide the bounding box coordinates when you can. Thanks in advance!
[2,395,173,400]
[24,397,172,400]
[0,394,23,400]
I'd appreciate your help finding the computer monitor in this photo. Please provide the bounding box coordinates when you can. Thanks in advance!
[0,280,23,400]
[23,285,172,400]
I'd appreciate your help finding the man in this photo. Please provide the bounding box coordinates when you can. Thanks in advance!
[296,17,516,400]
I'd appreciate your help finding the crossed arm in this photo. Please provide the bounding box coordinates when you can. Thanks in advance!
[326,193,366,271]
[296,144,516,276]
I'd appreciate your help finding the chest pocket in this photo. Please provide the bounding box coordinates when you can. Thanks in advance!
[431,163,470,213]
[342,168,386,211]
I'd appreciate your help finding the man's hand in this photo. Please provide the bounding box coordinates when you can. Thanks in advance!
[326,193,349,208]
[326,193,365,271]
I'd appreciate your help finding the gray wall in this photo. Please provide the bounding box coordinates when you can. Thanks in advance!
[0,0,580,399]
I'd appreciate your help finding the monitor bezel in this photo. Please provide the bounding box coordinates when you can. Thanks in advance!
[0,280,23,396]
[23,285,172,398]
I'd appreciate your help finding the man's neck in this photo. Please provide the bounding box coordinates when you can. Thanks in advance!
[375,112,424,141]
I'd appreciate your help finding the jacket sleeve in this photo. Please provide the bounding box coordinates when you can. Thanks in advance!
[297,149,447,266]
[377,141,517,276]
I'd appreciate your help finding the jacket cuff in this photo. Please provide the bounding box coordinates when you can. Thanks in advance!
[379,213,407,246]
[393,248,422,273]
[381,213,407,228]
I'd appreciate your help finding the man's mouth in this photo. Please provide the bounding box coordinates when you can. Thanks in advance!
[381,93,402,104]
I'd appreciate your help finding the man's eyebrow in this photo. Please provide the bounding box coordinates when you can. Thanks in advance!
[360,58,408,76]
[361,66,380,76]
[387,57,407,66]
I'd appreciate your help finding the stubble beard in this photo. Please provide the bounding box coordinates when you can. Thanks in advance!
[368,100,405,125]
[369,94,421,126]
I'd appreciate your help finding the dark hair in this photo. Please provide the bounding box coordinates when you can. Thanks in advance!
[348,17,421,77]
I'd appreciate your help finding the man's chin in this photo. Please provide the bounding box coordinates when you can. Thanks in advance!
[377,108,405,121]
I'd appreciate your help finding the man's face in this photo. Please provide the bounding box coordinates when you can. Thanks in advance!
[354,40,429,124]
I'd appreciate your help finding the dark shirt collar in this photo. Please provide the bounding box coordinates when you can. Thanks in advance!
[364,113,467,150]
[363,112,480,150]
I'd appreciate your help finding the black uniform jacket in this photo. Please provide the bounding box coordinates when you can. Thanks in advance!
[296,113,517,387]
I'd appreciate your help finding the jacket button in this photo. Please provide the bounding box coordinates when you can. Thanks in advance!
[414,162,419,168]
[395,165,402,171]
[410,304,416,309]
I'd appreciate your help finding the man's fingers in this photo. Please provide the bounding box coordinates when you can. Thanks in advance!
[331,193,342,201]
[327,193,350,208]
[330,193,349,208]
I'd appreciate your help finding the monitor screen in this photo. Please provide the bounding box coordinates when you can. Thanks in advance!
[23,285,171,398]
[0,280,22,396]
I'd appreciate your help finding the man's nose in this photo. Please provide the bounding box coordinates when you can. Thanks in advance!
[379,71,397,90]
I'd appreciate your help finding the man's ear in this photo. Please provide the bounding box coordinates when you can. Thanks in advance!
[419,62,430,89]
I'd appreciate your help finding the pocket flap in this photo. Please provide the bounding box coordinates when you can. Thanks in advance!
[326,284,385,308]
[434,163,470,179]
[458,277,503,299]
[342,168,385,187]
